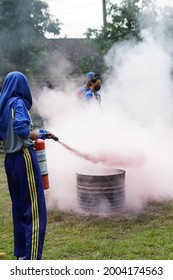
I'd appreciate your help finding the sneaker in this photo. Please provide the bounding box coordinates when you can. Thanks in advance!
[17,257,25,260]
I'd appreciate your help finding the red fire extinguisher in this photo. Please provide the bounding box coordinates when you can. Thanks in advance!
[34,139,49,190]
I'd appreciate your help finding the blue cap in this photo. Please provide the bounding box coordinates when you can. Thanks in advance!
[86,72,95,79]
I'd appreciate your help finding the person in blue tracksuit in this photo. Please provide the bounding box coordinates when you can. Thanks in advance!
[0,71,55,260]
[77,71,95,98]
[83,76,102,104]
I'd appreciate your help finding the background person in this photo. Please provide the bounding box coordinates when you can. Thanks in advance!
[77,71,95,98]
[83,76,102,104]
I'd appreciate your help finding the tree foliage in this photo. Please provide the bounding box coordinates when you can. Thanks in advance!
[0,0,61,80]
[85,0,143,55]
[83,0,173,73]
[1,0,173,82]
[83,0,143,73]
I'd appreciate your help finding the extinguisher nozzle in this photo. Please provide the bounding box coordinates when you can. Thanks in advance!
[53,136,59,141]
[48,134,58,141]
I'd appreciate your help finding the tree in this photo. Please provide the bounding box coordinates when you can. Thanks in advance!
[84,0,173,73]
[84,0,143,73]
[0,0,61,80]
[85,0,142,54]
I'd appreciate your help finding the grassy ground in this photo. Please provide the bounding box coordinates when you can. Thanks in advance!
[0,153,173,260]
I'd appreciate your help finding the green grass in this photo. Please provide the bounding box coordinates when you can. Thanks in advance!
[1,153,173,260]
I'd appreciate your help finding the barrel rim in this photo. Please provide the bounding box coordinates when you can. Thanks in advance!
[76,169,125,178]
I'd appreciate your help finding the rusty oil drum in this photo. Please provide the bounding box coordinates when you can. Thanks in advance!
[76,169,125,215]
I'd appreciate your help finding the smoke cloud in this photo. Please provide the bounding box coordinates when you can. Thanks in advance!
[35,26,173,215]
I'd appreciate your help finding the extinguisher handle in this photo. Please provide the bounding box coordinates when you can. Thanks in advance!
[38,130,49,140]
[38,129,58,141]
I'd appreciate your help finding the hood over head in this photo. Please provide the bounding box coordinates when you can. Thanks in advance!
[0,71,32,111]
[0,71,32,140]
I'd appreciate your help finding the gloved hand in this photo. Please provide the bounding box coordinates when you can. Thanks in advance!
[38,129,49,140]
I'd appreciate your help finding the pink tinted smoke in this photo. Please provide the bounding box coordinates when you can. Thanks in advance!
[36,31,173,214]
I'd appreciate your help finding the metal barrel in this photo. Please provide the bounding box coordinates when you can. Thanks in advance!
[76,170,125,215]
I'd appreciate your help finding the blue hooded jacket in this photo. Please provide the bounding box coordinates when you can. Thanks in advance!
[0,71,32,141]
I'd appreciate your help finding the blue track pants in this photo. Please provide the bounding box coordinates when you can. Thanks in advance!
[4,146,47,260]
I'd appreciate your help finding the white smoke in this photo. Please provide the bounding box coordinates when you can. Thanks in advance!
[35,28,173,215]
